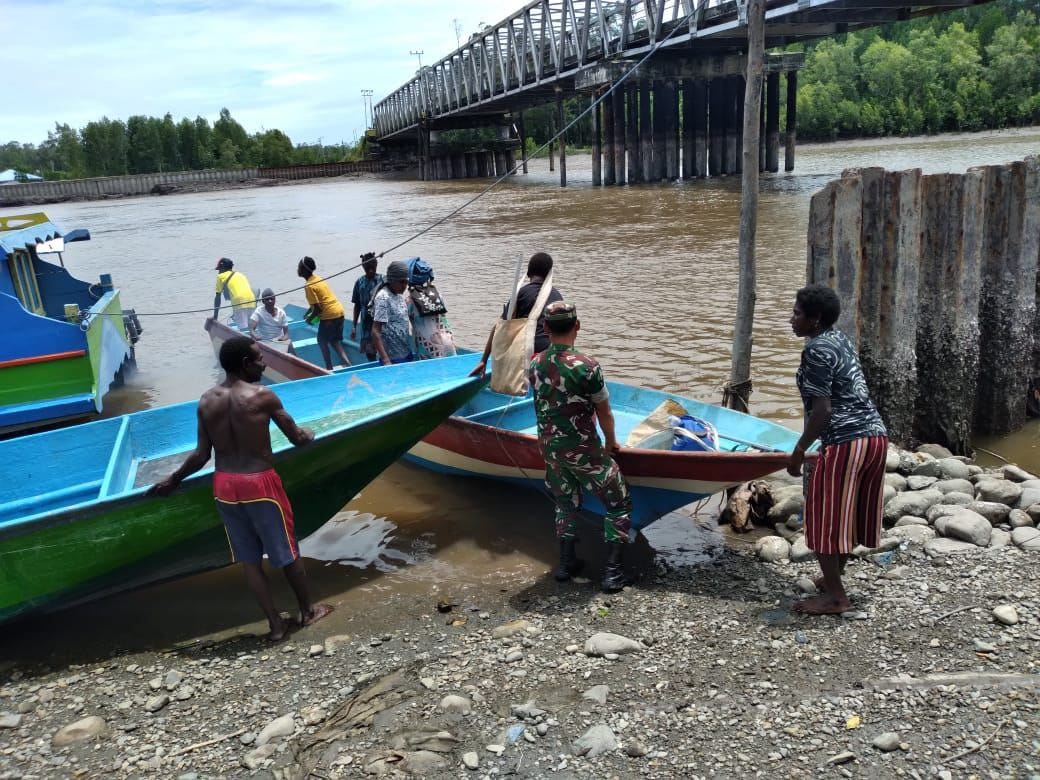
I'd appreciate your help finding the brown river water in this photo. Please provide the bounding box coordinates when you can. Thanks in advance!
[3,128,1039,662]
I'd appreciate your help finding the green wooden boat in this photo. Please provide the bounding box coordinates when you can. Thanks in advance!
[0,356,484,624]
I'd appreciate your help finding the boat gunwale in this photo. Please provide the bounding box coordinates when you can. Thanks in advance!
[0,370,484,535]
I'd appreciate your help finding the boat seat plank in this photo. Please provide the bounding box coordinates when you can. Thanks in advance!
[3,480,103,522]
[99,417,132,498]
[466,398,533,424]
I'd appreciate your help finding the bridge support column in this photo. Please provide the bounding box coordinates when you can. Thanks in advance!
[785,71,798,172]
[518,112,529,174]
[505,148,517,176]
[708,79,725,177]
[591,92,602,186]
[485,150,496,178]
[495,149,508,177]
[603,85,616,185]
[692,80,707,178]
[612,85,626,185]
[465,152,478,178]
[734,75,745,175]
[681,80,694,180]
[766,71,781,173]
[556,88,567,188]
[639,81,652,182]
[724,76,739,175]
[652,80,666,182]
[760,82,768,172]
[453,153,465,179]
[664,80,679,181]
[626,84,641,184]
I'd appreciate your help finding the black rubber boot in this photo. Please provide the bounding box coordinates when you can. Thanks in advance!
[601,541,629,593]
[554,537,584,582]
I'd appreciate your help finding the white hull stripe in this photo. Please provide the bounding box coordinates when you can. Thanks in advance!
[407,442,731,496]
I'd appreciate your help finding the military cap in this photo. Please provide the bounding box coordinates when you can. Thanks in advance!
[543,301,577,322]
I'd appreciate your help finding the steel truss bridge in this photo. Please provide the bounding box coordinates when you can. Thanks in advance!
[373,0,992,141]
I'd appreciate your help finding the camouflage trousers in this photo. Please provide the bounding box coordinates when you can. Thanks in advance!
[543,447,632,543]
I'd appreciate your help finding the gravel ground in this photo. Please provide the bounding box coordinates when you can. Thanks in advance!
[2,445,1039,778]
[1,524,1037,779]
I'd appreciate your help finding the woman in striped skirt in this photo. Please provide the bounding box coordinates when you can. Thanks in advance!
[786,284,889,616]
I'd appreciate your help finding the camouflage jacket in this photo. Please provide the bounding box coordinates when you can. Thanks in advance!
[529,344,610,455]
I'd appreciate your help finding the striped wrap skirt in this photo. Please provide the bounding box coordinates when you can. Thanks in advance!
[804,435,889,555]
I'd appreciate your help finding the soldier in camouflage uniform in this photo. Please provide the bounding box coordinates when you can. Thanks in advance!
[529,301,632,593]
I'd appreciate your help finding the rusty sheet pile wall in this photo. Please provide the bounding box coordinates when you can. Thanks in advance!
[807,157,1040,454]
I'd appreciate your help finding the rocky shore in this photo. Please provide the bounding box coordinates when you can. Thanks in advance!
[1,444,1038,779]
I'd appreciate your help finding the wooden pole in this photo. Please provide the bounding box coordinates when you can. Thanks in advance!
[727,0,766,413]
[693,80,707,178]
[652,80,666,182]
[681,80,695,180]
[766,71,781,173]
[708,80,724,177]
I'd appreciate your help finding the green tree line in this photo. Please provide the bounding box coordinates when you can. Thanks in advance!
[1,108,361,180]
[797,1,1040,139]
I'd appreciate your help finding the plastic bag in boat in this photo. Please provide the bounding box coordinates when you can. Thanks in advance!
[669,415,718,452]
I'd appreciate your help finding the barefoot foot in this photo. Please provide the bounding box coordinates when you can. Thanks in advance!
[793,595,851,616]
[266,617,291,642]
[302,602,335,626]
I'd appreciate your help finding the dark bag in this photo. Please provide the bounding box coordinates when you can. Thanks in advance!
[408,283,447,317]
[364,282,388,330]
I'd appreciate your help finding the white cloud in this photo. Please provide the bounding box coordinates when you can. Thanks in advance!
[0,0,522,145]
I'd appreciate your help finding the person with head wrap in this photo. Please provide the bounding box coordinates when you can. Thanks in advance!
[404,257,457,360]
[529,301,633,594]
[371,260,414,365]
[212,257,256,331]
[351,252,385,362]
[296,256,351,370]
[249,288,289,342]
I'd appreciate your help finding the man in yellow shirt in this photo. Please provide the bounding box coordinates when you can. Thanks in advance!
[297,256,351,370]
[213,257,255,330]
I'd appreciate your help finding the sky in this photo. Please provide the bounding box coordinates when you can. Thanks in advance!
[2,0,523,146]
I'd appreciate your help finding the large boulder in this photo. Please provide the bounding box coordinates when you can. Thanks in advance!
[1026,504,1040,524]
[789,536,814,562]
[52,716,108,747]
[1010,509,1035,528]
[755,536,791,563]
[1003,465,1038,482]
[910,460,943,479]
[886,525,936,546]
[975,478,1022,506]
[906,475,938,491]
[935,458,971,480]
[924,538,979,557]
[968,501,1012,526]
[934,478,974,495]
[934,509,992,547]
[1017,487,1040,510]
[583,633,646,657]
[926,503,963,524]
[885,450,901,472]
[884,489,943,524]
[1012,527,1040,552]
[941,492,975,507]
[884,473,908,492]
[917,444,954,459]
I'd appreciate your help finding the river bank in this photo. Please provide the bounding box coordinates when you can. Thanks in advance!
[1,445,1037,779]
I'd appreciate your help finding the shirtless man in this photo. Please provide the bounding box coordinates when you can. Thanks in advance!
[148,336,333,640]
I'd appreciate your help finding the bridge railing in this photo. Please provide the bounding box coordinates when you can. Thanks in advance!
[374,0,732,138]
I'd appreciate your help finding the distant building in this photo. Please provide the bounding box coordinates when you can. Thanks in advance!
[0,169,43,186]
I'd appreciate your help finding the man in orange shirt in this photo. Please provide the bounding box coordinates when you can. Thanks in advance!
[297,256,351,370]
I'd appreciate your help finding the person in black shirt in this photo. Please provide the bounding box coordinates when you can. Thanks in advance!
[470,252,563,379]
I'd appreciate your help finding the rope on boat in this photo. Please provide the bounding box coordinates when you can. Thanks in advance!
[720,378,753,412]
[78,3,702,319]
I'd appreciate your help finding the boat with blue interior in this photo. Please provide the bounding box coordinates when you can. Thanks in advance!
[0,212,141,435]
[206,303,803,532]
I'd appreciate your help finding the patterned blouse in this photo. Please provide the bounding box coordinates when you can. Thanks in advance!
[797,329,887,446]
